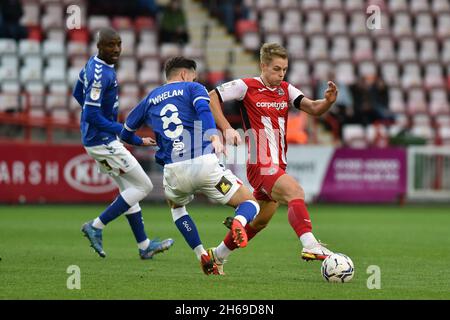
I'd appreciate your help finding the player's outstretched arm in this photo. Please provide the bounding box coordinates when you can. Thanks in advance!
[120,126,157,146]
[120,126,156,146]
[208,90,242,146]
[84,106,123,135]
[299,81,338,117]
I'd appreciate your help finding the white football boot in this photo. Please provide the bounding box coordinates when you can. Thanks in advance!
[207,247,226,275]
[301,242,334,261]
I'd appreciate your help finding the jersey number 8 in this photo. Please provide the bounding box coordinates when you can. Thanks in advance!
[160,103,184,139]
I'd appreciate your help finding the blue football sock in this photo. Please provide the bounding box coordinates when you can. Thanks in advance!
[174,214,202,249]
[99,195,130,225]
[235,200,259,224]
[125,211,148,243]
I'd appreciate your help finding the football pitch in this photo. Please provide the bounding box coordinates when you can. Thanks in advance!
[0,203,449,300]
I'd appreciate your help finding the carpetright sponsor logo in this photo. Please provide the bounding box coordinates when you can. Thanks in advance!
[64,154,116,194]
[256,101,288,111]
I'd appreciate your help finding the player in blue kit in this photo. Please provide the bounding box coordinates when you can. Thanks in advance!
[72,28,174,260]
[120,57,260,275]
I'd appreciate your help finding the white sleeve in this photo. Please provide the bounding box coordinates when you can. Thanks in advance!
[216,79,248,102]
[288,83,304,104]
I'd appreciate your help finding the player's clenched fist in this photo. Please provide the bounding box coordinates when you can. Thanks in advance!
[324,81,338,104]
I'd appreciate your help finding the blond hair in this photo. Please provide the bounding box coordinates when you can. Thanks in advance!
[260,43,288,65]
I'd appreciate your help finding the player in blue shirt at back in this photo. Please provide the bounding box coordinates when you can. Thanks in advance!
[73,28,173,260]
[121,57,260,275]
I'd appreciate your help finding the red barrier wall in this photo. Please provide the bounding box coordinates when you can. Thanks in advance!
[0,143,118,203]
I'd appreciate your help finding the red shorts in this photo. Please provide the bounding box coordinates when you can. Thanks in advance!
[247,163,286,201]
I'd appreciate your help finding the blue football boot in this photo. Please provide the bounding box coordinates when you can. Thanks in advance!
[139,238,174,260]
[81,221,106,258]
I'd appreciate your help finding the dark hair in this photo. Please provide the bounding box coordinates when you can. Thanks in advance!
[164,56,197,79]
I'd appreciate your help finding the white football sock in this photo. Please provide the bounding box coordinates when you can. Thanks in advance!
[215,241,232,262]
[194,244,207,261]
[92,217,105,229]
[300,232,319,249]
[138,238,150,250]
[234,215,247,227]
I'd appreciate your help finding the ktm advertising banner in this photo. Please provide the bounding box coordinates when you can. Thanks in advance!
[0,143,117,203]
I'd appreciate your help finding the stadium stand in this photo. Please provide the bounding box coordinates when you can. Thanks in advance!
[0,0,449,147]
[217,0,450,147]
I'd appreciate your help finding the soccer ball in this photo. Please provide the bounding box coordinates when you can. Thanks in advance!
[321,253,354,283]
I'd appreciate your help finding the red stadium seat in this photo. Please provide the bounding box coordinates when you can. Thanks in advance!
[68,28,90,43]
[27,26,43,41]
[112,16,133,30]
[134,17,156,31]
[235,19,258,39]
[207,71,225,86]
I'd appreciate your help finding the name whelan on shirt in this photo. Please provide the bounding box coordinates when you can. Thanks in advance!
[149,89,184,104]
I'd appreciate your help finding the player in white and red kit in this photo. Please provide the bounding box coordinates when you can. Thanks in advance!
[207,43,338,271]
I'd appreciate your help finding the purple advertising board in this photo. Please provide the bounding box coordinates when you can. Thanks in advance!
[318,148,407,203]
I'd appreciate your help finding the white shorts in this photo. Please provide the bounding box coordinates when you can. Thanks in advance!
[163,153,242,206]
[84,140,139,177]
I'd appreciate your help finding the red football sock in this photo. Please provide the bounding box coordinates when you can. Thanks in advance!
[223,223,259,250]
[245,223,258,241]
[287,199,312,237]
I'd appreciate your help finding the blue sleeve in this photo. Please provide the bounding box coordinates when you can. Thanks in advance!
[190,82,210,108]
[83,66,110,108]
[84,107,123,135]
[194,98,218,138]
[83,67,122,135]
[191,83,217,137]
[119,127,143,146]
[124,96,149,131]
[72,72,84,107]
[120,96,149,145]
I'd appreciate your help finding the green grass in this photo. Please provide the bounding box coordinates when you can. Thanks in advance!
[0,204,449,300]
